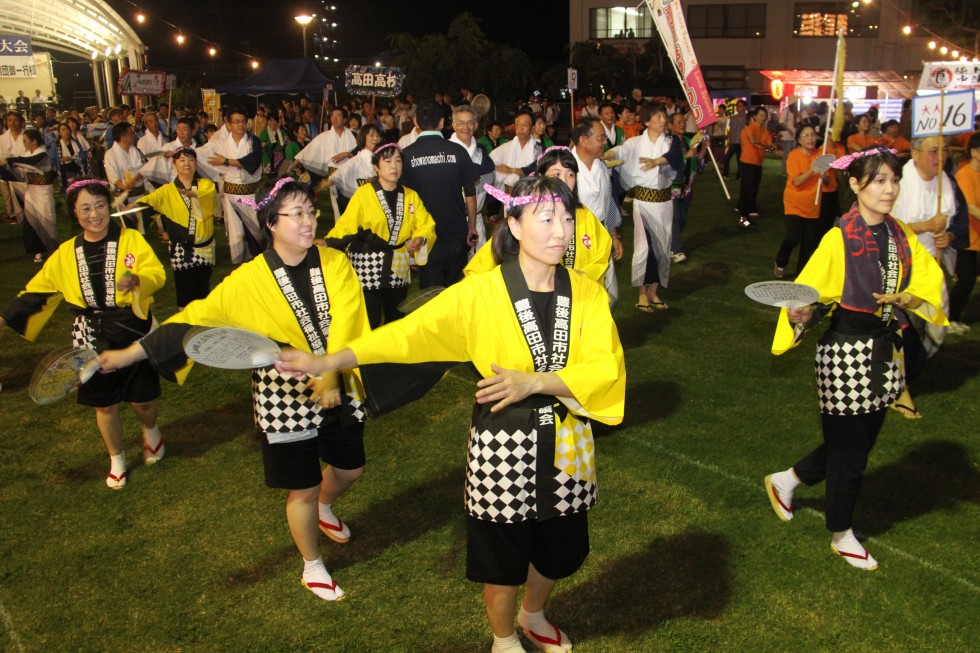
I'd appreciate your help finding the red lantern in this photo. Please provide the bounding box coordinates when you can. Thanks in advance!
[771,79,784,100]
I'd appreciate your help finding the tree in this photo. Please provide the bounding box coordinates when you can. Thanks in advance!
[383,13,531,102]
[911,0,980,56]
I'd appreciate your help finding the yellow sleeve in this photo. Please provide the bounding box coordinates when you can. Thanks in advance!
[575,207,612,282]
[136,183,169,214]
[463,238,498,277]
[554,272,625,425]
[772,228,845,354]
[15,244,73,341]
[900,220,948,326]
[325,184,371,240]
[118,229,166,316]
[405,189,437,246]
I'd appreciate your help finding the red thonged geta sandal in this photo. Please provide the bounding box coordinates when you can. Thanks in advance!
[319,515,351,544]
[301,577,346,601]
[143,439,165,465]
[522,623,572,653]
[106,471,128,490]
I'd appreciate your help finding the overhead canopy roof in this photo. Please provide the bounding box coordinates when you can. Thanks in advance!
[0,0,144,59]
[761,70,916,97]
[215,59,336,95]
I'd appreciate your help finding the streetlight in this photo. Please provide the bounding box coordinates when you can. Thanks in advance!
[295,15,314,58]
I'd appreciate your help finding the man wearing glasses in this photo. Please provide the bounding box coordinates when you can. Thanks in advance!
[207,108,264,264]
[449,105,496,252]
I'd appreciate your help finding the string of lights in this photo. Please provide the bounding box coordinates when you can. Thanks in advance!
[883,0,979,62]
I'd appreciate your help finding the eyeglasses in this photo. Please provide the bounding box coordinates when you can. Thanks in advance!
[277,209,320,222]
[75,201,109,215]
[589,132,607,142]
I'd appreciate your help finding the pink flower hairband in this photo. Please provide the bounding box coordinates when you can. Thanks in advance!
[537,145,570,161]
[65,179,109,194]
[235,176,302,210]
[828,147,898,170]
[483,183,562,210]
[373,142,400,154]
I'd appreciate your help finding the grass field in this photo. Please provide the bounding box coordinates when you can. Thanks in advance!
[1,160,978,653]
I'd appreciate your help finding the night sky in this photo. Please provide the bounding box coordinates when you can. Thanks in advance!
[103,1,570,71]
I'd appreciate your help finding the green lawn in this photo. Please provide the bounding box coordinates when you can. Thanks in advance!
[1,161,978,652]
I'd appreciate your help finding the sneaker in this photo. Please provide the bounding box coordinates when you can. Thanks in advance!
[738,216,756,229]
[671,252,687,263]
[948,321,970,335]
[831,530,878,571]
[773,264,785,279]
[764,472,794,521]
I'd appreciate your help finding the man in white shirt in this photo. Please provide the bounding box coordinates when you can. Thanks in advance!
[206,108,264,264]
[891,135,957,358]
[0,111,26,222]
[449,104,496,252]
[295,107,356,220]
[571,117,624,305]
[489,111,538,194]
[777,103,798,175]
[104,121,148,230]
[136,112,168,188]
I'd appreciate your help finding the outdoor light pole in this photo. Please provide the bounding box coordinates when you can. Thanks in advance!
[295,15,314,58]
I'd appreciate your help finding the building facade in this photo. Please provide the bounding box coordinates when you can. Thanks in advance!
[569,0,931,96]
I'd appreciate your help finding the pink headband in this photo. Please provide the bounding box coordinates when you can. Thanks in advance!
[171,146,196,159]
[235,177,299,210]
[66,179,109,194]
[483,183,562,210]
[828,147,898,170]
[373,142,400,155]
[536,145,570,162]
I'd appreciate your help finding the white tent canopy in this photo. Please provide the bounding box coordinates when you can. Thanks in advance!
[0,0,144,62]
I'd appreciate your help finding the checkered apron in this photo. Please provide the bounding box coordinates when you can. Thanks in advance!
[464,261,596,524]
[253,249,363,435]
[168,184,215,271]
[345,182,410,289]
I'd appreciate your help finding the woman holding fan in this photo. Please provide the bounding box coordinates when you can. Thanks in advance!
[278,176,625,653]
[764,149,946,570]
[97,179,370,602]
[0,179,166,489]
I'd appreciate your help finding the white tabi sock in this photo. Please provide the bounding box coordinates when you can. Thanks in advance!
[301,557,345,601]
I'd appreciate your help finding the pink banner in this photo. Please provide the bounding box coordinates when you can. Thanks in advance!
[647,0,717,130]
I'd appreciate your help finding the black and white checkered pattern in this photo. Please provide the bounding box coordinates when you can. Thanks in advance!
[71,315,95,350]
[170,241,214,271]
[554,472,596,515]
[251,366,323,433]
[465,426,537,523]
[348,250,386,290]
[815,336,903,416]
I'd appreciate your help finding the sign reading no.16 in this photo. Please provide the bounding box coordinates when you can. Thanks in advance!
[912,90,976,138]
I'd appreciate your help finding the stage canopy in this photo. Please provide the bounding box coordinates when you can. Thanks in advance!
[215,59,336,95]
[0,0,144,58]
[760,70,916,98]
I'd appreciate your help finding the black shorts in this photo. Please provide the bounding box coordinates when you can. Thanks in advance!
[466,511,590,586]
[261,417,365,490]
[76,359,160,408]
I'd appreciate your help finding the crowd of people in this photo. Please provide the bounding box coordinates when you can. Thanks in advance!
[0,83,977,653]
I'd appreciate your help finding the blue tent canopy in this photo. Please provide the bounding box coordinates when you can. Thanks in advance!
[215,58,336,95]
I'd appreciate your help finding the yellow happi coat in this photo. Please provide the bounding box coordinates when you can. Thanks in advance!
[351,261,625,523]
[464,206,612,283]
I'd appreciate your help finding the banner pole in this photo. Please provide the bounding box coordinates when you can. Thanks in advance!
[647,0,730,200]
[936,89,945,264]
[815,30,843,205]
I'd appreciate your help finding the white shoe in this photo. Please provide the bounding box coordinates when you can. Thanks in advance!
[764,472,795,521]
[672,252,687,263]
[948,321,970,335]
[831,530,878,570]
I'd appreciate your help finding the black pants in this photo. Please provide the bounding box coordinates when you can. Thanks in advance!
[363,287,407,328]
[793,409,887,532]
[419,239,468,289]
[949,249,978,322]
[775,214,823,275]
[174,265,213,308]
[737,163,762,216]
[818,187,842,236]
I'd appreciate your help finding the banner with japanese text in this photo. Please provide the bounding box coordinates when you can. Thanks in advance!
[0,34,36,78]
[345,66,404,98]
[919,62,980,91]
[645,0,716,129]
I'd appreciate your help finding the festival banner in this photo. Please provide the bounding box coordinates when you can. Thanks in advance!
[0,34,36,78]
[919,62,980,91]
[645,0,716,129]
[117,69,167,96]
[911,89,976,138]
[345,66,404,98]
[201,89,220,126]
